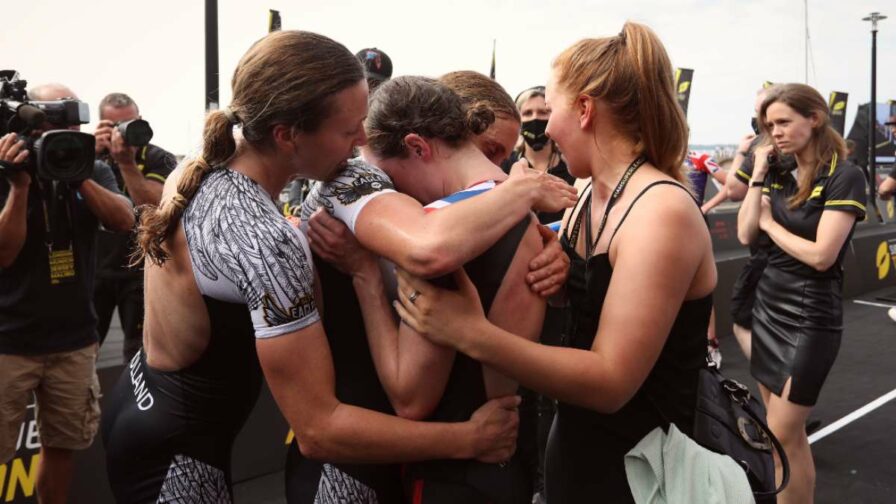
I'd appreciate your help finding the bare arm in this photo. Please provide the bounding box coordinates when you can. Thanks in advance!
[726,134,758,203]
[700,184,729,214]
[257,322,519,463]
[736,145,772,245]
[0,135,31,268]
[879,176,896,200]
[354,168,576,278]
[352,263,456,420]
[760,205,858,272]
[394,186,713,413]
[311,211,545,420]
[109,127,164,206]
[0,181,30,268]
[77,179,134,232]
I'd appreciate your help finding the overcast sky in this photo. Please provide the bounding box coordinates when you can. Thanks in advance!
[3,0,894,155]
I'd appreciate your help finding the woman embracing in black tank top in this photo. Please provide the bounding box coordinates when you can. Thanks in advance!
[392,21,718,502]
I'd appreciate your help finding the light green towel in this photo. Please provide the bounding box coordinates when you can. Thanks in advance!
[624,424,755,504]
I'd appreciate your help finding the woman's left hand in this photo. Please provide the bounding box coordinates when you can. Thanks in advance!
[758,195,774,231]
[307,208,378,276]
[526,224,570,298]
[393,268,485,349]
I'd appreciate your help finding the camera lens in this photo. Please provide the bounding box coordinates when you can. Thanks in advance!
[117,119,153,147]
[35,131,96,182]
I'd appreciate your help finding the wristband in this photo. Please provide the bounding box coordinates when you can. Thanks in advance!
[750,180,765,188]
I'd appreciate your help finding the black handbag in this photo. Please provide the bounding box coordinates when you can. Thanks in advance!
[693,361,789,503]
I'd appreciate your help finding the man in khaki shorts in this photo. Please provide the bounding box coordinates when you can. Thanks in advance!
[0,83,134,503]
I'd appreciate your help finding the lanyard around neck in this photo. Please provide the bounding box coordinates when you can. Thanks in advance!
[583,156,646,259]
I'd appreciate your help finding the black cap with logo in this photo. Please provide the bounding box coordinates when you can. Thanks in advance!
[355,47,393,84]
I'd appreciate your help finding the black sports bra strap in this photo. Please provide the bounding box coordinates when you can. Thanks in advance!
[605,181,699,250]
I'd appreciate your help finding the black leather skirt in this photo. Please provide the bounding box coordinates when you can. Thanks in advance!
[751,266,843,406]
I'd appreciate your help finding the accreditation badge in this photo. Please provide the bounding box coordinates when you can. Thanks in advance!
[48,246,77,285]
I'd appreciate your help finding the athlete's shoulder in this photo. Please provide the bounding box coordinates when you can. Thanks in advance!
[301,157,396,230]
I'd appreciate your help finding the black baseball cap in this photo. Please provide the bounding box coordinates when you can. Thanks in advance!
[356,48,393,83]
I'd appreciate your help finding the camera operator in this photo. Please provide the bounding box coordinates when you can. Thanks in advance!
[0,83,132,504]
[93,93,175,359]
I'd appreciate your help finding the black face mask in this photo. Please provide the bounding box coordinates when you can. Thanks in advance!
[751,117,761,135]
[521,119,549,151]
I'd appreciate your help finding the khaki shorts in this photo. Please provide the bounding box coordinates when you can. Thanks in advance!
[0,344,101,463]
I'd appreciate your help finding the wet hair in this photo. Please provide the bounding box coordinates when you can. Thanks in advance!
[552,21,688,182]
[366,76,495,158]
[759,83,847,209]
[136,30,364,264]
[440,71,520,123]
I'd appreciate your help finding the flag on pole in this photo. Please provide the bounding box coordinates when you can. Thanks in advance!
[489,39,496,79]
[828,91,849,136]
[673,68,694,117]
[269,9,282,32]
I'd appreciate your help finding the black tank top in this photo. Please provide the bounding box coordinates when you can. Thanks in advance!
[546,181,711,503]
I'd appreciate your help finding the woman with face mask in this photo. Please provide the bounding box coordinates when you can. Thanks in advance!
[504,87,576,226]
[737,83,866,504]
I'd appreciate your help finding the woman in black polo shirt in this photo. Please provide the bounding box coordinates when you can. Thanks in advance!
[737,83,866,504]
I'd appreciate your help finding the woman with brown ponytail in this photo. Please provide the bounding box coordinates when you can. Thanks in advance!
[390,22,717,502]
[100,31,574,503]
[737,84,866,503]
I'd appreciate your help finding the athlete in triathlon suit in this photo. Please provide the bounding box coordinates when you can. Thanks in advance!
[103,168,316,502]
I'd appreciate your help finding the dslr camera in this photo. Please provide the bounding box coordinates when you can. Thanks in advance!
[113,119,153,148]
[0,70,96,183]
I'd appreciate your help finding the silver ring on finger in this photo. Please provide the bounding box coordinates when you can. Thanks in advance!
[408,290,420,304]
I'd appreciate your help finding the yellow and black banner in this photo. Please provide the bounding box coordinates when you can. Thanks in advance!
[674,68,694,117]
[269,9,282,32]
[828,91,848,136]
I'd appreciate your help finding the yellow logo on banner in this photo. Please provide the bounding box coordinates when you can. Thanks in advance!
[0,454,40,501]
[877,241,891,280]
[833,101,846,112]
[285,429,295,445]
[678,81,690,94]
[675,68,681,85]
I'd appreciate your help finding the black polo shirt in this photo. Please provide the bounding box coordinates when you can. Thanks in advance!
[0,161,123,355]
[762,156,867,279]
[96,144,175,280]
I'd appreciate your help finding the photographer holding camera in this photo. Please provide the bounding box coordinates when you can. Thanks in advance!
[93,93,175,359]
[0,82,133,504]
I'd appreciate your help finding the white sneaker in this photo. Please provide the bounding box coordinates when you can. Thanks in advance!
[889,307,896,324]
